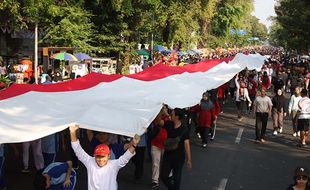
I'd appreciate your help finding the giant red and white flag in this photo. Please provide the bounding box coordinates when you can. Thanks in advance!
[0,53,265,143]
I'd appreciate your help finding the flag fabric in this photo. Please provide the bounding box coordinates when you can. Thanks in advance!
[0,53,265,143]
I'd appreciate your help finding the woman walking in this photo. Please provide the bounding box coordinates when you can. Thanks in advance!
[272,89,286,135]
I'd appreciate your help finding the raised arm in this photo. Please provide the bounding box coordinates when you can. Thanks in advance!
[69,125,91,166]
[235,75,240,89]
[116,134,140,170]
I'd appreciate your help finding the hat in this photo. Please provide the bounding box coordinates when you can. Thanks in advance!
[295,167,309,177]
[93,144,110,156]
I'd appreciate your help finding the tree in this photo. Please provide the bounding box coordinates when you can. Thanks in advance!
[40,5,95,52]
[0,0,26,31]
[245,16,268,42]
[273,0,310,52]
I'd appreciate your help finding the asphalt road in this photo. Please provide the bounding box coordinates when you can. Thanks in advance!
[4,94,310,190]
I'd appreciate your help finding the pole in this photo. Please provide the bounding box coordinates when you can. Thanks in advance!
[34,23,38,84]
[151,33,154,61]
[151,13,154,62]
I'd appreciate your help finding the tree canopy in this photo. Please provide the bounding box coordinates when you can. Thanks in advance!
[0,0,270,56]
[270,0,310,52]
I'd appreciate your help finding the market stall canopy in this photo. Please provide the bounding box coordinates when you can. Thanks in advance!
[154,45,166,52]
[136,49,150,56]
[187,50,196,55]
[161,50,172,55]
[74,53,92,60]
[177,51,187,56]
[50,52,78,61]
[192,49,203,55]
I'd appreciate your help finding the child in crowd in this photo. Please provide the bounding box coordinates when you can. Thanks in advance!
[69,124,141,190]
[34,161,76,190]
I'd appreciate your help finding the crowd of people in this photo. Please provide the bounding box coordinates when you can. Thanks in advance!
[0,46,310,190]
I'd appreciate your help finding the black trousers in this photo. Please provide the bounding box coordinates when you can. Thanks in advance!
[161,154,184,190]
[199,127,211,144]
[229,87,236,99]
[255,112,269,140]
[132,147,145,179]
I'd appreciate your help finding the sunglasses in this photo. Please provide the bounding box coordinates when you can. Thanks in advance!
[296,176,308,180]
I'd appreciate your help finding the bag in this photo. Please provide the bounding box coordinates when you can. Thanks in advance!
[164,127,187,151]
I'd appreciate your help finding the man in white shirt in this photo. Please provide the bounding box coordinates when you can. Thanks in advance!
[70,125,140,190]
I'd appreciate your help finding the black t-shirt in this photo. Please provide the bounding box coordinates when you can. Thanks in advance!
[163,121,190,159]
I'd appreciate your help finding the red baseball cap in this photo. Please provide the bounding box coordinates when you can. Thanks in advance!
[93,144,110,156]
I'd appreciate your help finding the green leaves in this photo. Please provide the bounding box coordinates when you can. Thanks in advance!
[1,0,269,55]
[41,6,95,52]
[0,0,26,31]
[272,0,310,52]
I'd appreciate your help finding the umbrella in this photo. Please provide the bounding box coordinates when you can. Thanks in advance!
[74,53,92,60]
[136,49,150,56]
[50,52,78,61]
[161,50,172,55]
[154,45,166,52]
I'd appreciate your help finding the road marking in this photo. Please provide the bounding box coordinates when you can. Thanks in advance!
[235,128,244,144]
[218,178,228,190]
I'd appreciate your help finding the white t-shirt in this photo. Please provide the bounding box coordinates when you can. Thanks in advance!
[298,97,310,119]
[71,141,135,190]
[288,95,302,112]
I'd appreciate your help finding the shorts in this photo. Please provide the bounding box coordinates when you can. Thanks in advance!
[297,119,310,131]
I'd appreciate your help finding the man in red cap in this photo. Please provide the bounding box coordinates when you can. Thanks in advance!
[69,124,140,190]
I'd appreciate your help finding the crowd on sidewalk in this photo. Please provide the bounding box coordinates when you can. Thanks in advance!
[0,46,310,190]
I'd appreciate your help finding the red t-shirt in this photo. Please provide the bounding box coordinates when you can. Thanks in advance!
[151,115,169,149]
[247,79,258,95]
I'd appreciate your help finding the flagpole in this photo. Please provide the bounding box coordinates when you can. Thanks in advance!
[34,23,38,84]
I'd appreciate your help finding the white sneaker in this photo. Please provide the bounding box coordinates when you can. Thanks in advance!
[273,130,278,136]
[297,131,300,137]
[293,132,297,137]
[279,128,283,133]
[197,133,201,139]
[202,143,207,148]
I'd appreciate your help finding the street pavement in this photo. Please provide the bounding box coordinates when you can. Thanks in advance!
[4,93,310,190]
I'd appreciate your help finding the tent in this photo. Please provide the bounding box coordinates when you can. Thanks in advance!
[136,49,150,56]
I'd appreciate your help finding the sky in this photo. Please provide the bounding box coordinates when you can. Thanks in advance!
[252,0,277,29]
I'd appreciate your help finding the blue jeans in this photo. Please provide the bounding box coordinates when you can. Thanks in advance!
[43,152,56,167]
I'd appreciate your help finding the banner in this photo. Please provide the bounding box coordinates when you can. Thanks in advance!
[0,53,265,143]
